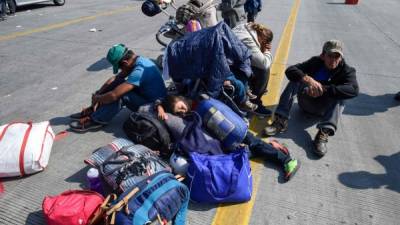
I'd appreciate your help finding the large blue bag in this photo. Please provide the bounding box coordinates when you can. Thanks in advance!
[186,146,252,203]
[196,97,248,149]
[114,171,190,225]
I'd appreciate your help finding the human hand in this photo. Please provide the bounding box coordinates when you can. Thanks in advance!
[303,76,324,97]
[91,93,99,105]
[262,43,272,53]
[157,105,168,120]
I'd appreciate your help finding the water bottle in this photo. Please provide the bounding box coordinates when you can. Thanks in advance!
[86,168,104,195]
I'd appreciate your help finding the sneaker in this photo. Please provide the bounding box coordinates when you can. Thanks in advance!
[253,104,272,117]
[69,116,103,132]
[395,92,400,101]
[246,89,257,100]
[313,128,329,157]
[70,106,94,120]
[284,159,300,181]
[263,114,288,136]
[240,99,258,112]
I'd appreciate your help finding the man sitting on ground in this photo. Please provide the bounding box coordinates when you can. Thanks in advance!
[69,44,167,132]
[264,40,359,157]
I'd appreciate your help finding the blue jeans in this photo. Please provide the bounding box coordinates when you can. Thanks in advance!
[275,81,345,135]
[90,77,152,124]
[243,132,291,165]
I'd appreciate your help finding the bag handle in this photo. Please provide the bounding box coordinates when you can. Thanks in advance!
[88,194,117,225]
[201,153,241,198]
[99,146,135,176]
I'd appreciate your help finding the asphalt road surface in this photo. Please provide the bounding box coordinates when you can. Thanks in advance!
[0,0,399,224]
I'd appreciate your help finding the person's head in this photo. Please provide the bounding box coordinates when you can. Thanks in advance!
[250,23,273,50]
[162,95,191,116]
[321,40,343,70]
[106,44,137,74]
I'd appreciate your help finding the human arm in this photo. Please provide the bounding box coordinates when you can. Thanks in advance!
[154,99,169,120]
[323,66,359,99]
[92,82,134,105]
[242,36,273,70]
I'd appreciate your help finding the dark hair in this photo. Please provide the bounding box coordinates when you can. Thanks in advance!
[161,95,191,115]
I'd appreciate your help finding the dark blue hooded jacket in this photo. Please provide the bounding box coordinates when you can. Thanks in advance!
[166,22,252,97]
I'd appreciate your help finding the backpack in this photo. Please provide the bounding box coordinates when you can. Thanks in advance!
[196,97,248,150]
[0,121,55,177]
[86,142,171,193]
[90,171,189,225]
[43,190,104,225]
[123,112,172,158]
[186,146,252,203]
[176,0,217,27]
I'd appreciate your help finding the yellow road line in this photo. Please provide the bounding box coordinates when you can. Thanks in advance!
[211,159,263,225]
[211,0,301,224]
[263,0,302,107]
[0,5,137,42]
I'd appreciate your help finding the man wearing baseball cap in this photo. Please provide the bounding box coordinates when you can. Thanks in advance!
[69,44,167,132]
[264,40,359,157]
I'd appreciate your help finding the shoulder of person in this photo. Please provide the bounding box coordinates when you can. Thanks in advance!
[339,58,356,74]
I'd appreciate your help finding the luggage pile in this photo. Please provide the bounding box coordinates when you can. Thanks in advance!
[0,0,292,223]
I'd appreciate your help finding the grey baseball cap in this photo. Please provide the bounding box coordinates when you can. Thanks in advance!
[323,40,344,56]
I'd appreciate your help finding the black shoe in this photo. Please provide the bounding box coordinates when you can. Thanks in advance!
[69,116,103,132]
[264,114,288,136]
[70,106,94,120]
[0,16,6,21]
[252,104,272,117]
[313,129,329,157]
[395,92,400,101]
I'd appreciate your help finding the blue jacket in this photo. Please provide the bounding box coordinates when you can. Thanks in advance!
[166,22,252,97]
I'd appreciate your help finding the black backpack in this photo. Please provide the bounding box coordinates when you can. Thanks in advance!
[123,112,172,158]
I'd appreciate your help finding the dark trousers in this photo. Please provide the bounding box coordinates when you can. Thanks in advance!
[91,77,150,124]
[275,81,345,135]
[250,66,269,105]
[243,132,291,165]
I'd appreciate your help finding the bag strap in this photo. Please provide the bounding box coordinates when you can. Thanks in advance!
[104,174,185,225]
[88,194,117,225]
[99,146,136,176]
[54,130,68,141]
[0,121,30,141]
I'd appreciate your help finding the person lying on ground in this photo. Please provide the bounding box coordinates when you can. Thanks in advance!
[232,22,274,116]
[264,40,359,158]
[69,44,167,132]
[150,95,300,181]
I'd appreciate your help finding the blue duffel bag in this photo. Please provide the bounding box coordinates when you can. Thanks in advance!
[186,146,252,203]
[196,97,248,150]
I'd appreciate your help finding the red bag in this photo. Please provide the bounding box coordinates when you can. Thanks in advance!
[42,190,104,225]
